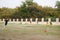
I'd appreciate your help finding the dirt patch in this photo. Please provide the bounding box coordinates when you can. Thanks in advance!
[0,34,60,40]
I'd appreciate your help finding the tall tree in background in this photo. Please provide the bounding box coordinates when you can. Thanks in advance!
[13,0,45,18]
[56,1,60,11]
[56,1,60,8]
[55,1,60,18]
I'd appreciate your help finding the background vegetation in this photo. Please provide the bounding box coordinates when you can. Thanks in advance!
[0,0,60,19]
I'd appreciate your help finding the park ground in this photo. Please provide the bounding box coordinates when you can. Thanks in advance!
[0,23,60,40]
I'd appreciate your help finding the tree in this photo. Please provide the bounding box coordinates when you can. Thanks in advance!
[14,0,45,18]
[55,1,60,18]
[55,1,60,11]
[56,1,60,8]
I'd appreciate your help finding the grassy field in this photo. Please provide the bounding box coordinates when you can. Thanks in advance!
[0,23,60,40]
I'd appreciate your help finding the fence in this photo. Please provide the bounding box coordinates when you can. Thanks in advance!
[0,18,60,25]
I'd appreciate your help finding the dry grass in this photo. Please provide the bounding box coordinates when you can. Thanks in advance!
[0,23,60,40]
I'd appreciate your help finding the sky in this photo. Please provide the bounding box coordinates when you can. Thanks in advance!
[0,0,60,8]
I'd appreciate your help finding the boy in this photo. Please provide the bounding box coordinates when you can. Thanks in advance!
[4,18,9,26]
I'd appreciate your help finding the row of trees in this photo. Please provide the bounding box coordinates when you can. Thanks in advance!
[0,0,60,18]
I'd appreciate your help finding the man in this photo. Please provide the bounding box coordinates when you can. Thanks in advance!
[50,21,52,25]
[4,18,9,26]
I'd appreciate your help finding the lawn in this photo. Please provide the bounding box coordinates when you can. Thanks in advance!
[0,23,60,40]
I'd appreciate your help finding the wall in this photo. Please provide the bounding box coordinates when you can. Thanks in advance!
[0,18,60,25]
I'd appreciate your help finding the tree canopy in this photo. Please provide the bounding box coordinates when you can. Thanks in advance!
[0,0,60,18]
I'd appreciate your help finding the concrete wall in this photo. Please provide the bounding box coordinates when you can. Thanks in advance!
[0,18,60,25]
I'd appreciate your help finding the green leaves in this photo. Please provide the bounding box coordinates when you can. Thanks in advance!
[0,0,60,18]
